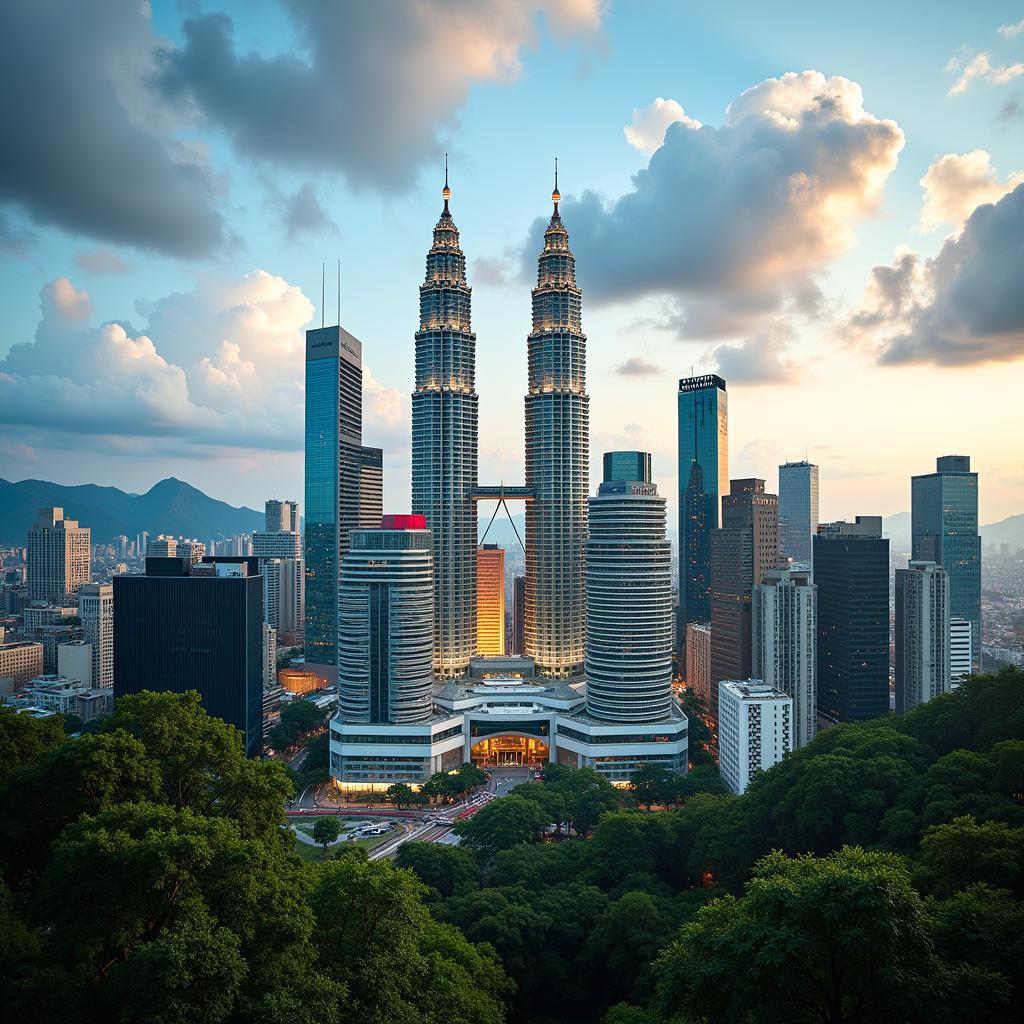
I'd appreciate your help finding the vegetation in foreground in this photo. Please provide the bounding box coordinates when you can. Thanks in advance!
[0,668,1021,1023]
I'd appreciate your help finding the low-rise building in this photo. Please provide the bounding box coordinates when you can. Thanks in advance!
[0,640,44,693]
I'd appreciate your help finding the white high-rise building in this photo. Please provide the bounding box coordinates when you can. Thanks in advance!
[895,560,950,713]
[949,616,972,688]
[57,639,93,686]
[27,508,90,605]
[685,622,712,704]
[337,516,435,726]
[78,583,113,688]
[718,679,793,795]
[585,456,673,722]
[778,461,819,565]
[263,623,277,690]
[253,499,304,643]
[753,567,817,748]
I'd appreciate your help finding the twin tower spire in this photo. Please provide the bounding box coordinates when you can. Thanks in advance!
[411,159,589,679]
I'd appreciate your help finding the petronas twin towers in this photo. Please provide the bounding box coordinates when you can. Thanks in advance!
[412,171,588,679]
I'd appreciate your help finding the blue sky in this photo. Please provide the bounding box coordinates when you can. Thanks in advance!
[1,1,1022,528]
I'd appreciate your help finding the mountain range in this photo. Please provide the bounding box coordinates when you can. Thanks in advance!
[0,477,264,545]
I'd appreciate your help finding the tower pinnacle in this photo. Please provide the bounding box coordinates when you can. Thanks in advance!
[551,156,560,209]
[442,153,451,210]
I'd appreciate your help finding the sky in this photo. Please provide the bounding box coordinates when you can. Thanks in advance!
[1,0,1022,530]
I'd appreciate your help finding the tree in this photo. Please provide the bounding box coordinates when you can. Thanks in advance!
[655,846,1005,1024]
[510,780,567,835]
[559,768,621,835]
[280,698,325,736]
[628,764,675,810]
[387,782,416,809]
[395,841,480,900]
[455,796,546,859]
[313,816,342,855]
[0,706,64,777]
[919,815,1024,897]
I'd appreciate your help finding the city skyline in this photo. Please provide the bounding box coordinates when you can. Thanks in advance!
[1,3,1021,528]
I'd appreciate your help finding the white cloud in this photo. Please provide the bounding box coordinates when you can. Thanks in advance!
[0,270,406,454]
[709,325,798,385]
[614,354,663,376]
[920,151,1024,231]
[851,185,1024,366]
[523,70,904,340]
[998,19,1024,38]
[947,50,1024,95]
[624,97,700,157]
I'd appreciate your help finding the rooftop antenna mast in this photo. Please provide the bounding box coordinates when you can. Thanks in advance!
[337,258,341,328]
[320,262,325,329]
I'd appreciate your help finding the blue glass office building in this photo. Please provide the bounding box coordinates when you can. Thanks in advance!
[912,455,981,670]
[677,374,728,662]
[304,325,382,682]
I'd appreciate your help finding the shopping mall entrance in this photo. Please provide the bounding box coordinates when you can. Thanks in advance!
[471,735,549,768]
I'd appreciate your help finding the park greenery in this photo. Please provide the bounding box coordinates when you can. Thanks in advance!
[0,667,1022,1023]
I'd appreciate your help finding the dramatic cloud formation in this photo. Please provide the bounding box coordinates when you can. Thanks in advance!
[614,355,663,376]
[262,181,339,243]
[0,270,406,453]
[75,248,132,275]
[0,2,227,257]
[947,50,1024,95]
[852,184,1024,366]
[156,0,602,189]
[920,151,1024,231]
[624,98,700,157]
[522,71,904,342]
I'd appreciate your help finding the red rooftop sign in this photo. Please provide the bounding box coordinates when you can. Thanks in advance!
[380,514,427,530]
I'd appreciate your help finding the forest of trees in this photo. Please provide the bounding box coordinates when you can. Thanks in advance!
[1,668,1022,1023]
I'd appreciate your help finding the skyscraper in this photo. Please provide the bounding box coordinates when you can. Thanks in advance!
[476,544,505,655]
[78,582,113,689]
[685,621,712,704]
[512,575,526,655]
[814,517,889,722]
[337,515,434,726]
[778,460,819,565]
[895,561,950,714]
[304,323,382,682]
[525,176,589,678]
[753,567,817,748]
[710,479,778,720]
[114,556,264,756]
[27,508,90,605]
[677,375,728,660]
[253,498,304,643]
[411,171,478,678]
[585,452,673,722]
[912,456,981,670]
[949,617,972,687]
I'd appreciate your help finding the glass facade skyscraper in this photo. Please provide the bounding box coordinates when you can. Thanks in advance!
[911,455,981,671]
[778,460,819,565]
[525,182,589,678]
[411,174,478,677]
[677,375,728,661]
[304,325,382,682]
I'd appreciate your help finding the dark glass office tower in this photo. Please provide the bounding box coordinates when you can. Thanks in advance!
[678,374,728,662]
[779,460,819,565]
[114,556,264,756]
[709,479,778,720]
[912,455,981,670]
[304,325,382,682]
[604,450,651,483]
[814,517,889,722]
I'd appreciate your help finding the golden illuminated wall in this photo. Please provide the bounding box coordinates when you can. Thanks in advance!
[277,668,321,694]
[476,545,505,655]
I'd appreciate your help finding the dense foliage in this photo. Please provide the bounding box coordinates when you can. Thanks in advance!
[2,669,1022,1023]
[0,692,510,1024]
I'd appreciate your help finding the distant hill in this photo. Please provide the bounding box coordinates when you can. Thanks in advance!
[883,510,1022,553]
[0,477,264,544]
[477,512,526,546]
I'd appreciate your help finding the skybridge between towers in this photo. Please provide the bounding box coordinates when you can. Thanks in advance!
[472,484,534,550]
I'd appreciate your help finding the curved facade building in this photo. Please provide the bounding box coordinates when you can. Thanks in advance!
[337,516,434,725]
[411,174,478,677]
[585,455,673,722]
[524,182,589,677]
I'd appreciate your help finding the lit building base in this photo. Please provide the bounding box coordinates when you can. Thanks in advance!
[328,655,688,789]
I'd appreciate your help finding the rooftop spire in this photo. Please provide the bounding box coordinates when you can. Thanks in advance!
[442,153,451,211]
[551,156,560,209]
